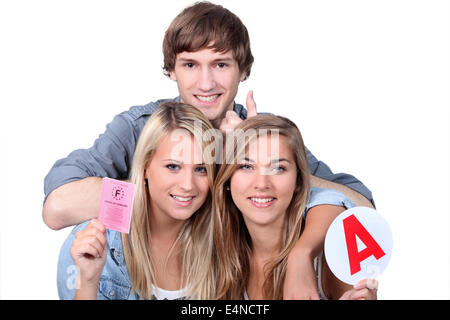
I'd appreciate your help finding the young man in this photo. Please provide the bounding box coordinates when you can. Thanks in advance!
[44,2,374,299]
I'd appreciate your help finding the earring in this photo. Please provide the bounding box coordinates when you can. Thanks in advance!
[226,186,230,191]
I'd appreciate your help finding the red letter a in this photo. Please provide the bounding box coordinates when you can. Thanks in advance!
[343,214,386,275]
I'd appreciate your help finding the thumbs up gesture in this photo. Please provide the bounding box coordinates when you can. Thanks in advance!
[219,90,257,134]
[246,90,257,118]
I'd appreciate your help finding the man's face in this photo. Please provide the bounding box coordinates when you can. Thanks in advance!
[169,48,246,126]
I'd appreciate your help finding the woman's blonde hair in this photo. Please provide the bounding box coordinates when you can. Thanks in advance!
[122,102,216,299]
[213,114,311,299]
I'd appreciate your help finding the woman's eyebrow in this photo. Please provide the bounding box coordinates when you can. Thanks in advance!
[270,158,291,164]
[162,159,206,165]
[242,157,291,164]
[162,159,183,163]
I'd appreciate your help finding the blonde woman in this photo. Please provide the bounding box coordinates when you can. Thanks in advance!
[214,115,378,300]
[57,102,216,299]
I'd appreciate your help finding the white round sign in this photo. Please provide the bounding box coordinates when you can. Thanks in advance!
[324,207,393,285]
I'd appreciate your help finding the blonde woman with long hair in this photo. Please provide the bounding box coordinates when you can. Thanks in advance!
[57,102,216,299]
[214,114,378,300]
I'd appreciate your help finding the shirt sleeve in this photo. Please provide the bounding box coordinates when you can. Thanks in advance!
[305,187,356,218]
[305,146,375,207]
[44,112,139,203]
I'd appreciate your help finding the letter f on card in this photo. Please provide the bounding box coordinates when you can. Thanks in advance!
[343,214,385,275]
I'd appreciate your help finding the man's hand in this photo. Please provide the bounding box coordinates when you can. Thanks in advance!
[284,249,320,300]
[246,90,257,117]
[219,90,257,133]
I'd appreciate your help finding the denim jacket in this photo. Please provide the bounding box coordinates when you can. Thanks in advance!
[57,187,355,300]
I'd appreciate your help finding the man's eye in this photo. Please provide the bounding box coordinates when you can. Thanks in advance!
[185,63,195,68]
[217,63,227,68]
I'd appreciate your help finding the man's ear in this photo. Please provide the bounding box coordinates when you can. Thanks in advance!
[240,71,247,82]
[169,70,177,81]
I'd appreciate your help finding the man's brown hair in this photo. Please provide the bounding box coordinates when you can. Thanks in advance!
[163,1,254,80]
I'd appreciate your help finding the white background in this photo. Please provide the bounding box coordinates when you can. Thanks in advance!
[0,0,448,299]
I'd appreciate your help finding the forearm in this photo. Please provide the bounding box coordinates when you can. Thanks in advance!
[310,175,374,208]
[75,281,99,300]
[42,177,102,230]
[284,205,347,299]
[294,205,346,259]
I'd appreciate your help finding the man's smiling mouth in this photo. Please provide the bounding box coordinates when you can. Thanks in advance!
[195,94,220,103]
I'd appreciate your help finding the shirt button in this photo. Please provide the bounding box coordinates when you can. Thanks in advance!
[116,251,121,258]
[109,290,115,297]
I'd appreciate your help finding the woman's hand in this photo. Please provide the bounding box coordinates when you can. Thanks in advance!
[70,219,108,290]
[339,279,378,300]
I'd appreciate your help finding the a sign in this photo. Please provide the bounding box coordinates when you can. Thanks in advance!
[98,177,136,234]
[324,207,393,284]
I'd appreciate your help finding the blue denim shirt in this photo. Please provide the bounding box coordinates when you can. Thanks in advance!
[57,187,355,300]
[43,97,374,206]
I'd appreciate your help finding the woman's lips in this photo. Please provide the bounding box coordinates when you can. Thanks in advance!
[248,196,276,208]
[170,194,195,207]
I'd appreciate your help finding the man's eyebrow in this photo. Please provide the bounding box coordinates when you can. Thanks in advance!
[212,57,234,62]
[176,57,234,63]
[176,58,196,63]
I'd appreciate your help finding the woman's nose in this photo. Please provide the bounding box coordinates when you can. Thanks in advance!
[253,168,271,191]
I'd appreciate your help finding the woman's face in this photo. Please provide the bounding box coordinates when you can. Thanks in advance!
[230,135,297,228]
[145,129,210,222]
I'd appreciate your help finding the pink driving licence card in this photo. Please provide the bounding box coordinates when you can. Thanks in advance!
[98,177,136,234]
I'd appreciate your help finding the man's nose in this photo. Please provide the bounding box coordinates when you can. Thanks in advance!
[198,67,216,92]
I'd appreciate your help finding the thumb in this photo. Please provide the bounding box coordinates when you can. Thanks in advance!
[246,90,257,118]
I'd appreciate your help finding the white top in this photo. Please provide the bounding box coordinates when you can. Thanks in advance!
[151,285,188,300]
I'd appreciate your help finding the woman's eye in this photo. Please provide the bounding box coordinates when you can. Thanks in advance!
[239,164,253,170]
[195,166,207,174]
[271,166,286,173]
[166,164,180,171]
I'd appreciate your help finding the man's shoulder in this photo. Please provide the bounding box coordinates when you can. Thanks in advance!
[123,97,178,121]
